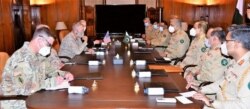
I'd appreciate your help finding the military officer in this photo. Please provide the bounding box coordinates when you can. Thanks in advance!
[146,22,159,44]
[0,26,74,109]
[179,21,208,68]
[185,29,230,88]
[192,26,250,109]
[159,18,190,59]
[151,22,171,46]
[142,17,153,40]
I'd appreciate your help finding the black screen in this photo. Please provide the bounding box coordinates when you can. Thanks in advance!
[95,5,146,35]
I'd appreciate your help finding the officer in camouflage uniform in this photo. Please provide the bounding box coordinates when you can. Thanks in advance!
[0,26,74,109]
[142,17,153,40]
[146,22,159,44]
[59,22,88,59]
[185,29,230,87]
[192,26,250,109]
[159,18,190,59]
[179,21,208,68]
[151,22,171,46]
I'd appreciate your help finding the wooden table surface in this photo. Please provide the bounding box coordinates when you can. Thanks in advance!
[26,43,203,109]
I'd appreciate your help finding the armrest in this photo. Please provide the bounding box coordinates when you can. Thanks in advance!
[0,95,28,100]
[154,46,167,48]
[59,56,71,63]
[171,57,185,65]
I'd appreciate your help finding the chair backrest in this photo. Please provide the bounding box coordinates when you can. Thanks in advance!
[59,30,70,43]
[0,52,9,81]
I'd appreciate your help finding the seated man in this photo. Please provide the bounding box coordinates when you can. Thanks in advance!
[179,21,208,68]
[59,21,96,59]
[150,22,171,51]
[192,26,250,109]
[159,18,190,59]
[146,22,159,44]
[142,17,153,39]
[0,26,74,109]
[185,28,230,88]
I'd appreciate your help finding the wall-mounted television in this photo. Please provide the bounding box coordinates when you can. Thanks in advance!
[95,5,146,35]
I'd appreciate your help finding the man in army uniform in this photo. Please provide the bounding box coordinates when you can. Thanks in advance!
[179,21,208,68]
[150,22,171,51]
[159,18,190,59]
[142,17,153,40]
[0,26,74,109]
[185,28,230,88]
[146,22,159,44]
[192,26,250,109]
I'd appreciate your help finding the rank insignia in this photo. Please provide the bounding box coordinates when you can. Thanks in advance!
[180,39,184,43]
[221,59,228,66]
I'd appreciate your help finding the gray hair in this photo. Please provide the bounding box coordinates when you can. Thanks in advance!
[231,26,250,50]
[33,26,54,39]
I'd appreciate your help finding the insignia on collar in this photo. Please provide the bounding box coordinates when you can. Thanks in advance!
[201,47,206,52]
[180,39,184,44]
[221,59,228,66]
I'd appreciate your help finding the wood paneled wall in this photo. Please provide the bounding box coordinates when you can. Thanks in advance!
[163,0,236,29]
[39,0,80,34]
[0,0,14,54]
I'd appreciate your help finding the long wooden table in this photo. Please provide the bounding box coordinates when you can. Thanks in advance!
[26,42,203,109]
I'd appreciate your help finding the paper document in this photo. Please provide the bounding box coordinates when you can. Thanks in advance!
[46,81,70,90]
[175,96,193,104]
[179,91,197,97]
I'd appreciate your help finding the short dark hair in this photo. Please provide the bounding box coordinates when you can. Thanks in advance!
[211,29,226,43]
[33,26,54,40]
[231,26,250,50]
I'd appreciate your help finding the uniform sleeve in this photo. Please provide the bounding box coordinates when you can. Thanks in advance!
[168,34,190,58]
[200,79,223,94]
[1,62,35,95]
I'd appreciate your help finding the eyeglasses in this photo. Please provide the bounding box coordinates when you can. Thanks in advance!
[39,35,52,47]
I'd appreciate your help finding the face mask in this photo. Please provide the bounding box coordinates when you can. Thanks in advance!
[189,28,196,37]
[39,46,51,56]
[168,25,175,33]
[153,24,158,29]
[159,27,164,32]
[220,42,229,56]
[76,31,84,38]
[204,38,211,48]
[144,22,149,27]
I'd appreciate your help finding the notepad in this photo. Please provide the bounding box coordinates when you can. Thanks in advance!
[156,98,177,103]
[175,96,193,104]
[179,91,197,97]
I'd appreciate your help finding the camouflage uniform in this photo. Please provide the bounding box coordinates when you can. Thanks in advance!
[145,25,158,41]
[151,29,171,46]
[0,42,67,109]
[201,51,250,109]
[165,29,190,59]
[179,34,207,68]
[59,32,87,59]
[185,47,230,84]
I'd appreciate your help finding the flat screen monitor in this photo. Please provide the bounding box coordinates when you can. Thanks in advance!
[95,5,146,35]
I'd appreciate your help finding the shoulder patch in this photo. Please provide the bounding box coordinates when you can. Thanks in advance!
[180,39,184,44]
[201,47,206,52]
[221,59,228,66]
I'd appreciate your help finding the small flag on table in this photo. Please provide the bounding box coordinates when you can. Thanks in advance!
[103,31,111,44]
[123,31,130,44]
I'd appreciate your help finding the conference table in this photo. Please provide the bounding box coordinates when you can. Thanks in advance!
[26,40,203,109]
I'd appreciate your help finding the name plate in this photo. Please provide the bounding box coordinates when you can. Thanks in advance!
[68,86,89,94]
[135,60,146,65]
[96,51,105,55]
[147,87,164,95]
[132,42,139,48]
[88,61,99,65]
[138,71,151,78]
[130,39,136,43]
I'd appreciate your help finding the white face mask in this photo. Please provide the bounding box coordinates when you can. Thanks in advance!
[168,25,175,33]
[220,42,229,56]
[159,27,164,32]
[39,46,51,56]
[204,38,211,48]
[189,28,196,37]
[153,24,158,29]
[144,22,149,27]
